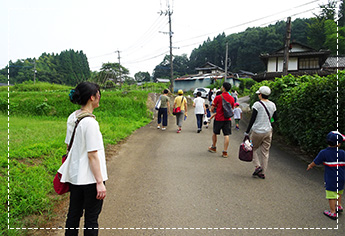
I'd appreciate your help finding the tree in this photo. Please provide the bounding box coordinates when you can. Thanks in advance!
[134,71,150,82]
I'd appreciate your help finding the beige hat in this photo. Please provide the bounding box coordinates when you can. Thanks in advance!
[256,86,271,96]
[178,89,183,95]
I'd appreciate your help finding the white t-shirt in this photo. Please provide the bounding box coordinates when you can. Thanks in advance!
[194,97,205,114]
[251,100,276,134]
[58,111,108,185]
[233,107,242,119]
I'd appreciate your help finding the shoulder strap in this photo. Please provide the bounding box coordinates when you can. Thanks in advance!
[259,100,271,121]
[179,96,185,107]
[67,116,90,154]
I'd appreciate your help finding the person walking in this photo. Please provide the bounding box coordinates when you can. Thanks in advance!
[233,102,242,130]
[208,82,235,158]
[173,90,188,133]
[245,86,277,179]
[193,91,206,133]
[307,131,345,220]
[59,82,108,236]
[157,89,170,131]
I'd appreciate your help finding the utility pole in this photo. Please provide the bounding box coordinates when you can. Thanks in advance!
[168,8,173,92]
[33,59,37,84]
[115,50,122,89]
[224,42,228,83]
[283,17,291,76]
[159,1,174,91]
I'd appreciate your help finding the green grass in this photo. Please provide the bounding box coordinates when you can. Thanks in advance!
[0,88,154,235]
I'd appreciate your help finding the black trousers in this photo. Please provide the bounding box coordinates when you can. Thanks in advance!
[65,183,104,236]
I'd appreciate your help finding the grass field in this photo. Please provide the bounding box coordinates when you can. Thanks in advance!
[0,85,156,235]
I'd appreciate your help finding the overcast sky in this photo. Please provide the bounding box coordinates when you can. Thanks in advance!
[1,0,332,77]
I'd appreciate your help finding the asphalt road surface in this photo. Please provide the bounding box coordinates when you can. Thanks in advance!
[53,96,344,236]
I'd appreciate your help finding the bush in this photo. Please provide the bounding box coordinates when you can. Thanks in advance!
[249,71,345,156]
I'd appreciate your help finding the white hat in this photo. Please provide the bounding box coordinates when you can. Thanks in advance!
[256,86,271,96]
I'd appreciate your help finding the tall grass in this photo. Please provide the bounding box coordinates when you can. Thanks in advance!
[0,87,154,235]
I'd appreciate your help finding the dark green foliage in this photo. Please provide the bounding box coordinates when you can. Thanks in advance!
[1,50,90,86]
[249,71,345,156]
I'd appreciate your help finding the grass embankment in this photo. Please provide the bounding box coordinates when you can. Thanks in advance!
[0,83,156,235]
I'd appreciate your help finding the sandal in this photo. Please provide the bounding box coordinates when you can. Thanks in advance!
[337,205,344,213]
[252,167,263,176]
[323,210,337,220]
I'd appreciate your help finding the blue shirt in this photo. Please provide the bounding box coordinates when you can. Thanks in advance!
[313,147,345,191]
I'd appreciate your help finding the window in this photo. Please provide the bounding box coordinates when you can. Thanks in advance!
[299,58,319,69]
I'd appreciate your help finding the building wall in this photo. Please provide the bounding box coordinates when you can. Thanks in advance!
[268,57,298,72]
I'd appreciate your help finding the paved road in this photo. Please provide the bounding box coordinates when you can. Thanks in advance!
[94,96,344,236]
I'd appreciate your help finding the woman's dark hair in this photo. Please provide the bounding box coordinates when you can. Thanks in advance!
[69,82,100,105]
[163,89,169,94]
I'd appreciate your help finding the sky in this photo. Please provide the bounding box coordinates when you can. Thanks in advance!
[0,0,333,77]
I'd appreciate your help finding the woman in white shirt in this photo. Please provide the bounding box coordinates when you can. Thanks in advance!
[59,82,108,236]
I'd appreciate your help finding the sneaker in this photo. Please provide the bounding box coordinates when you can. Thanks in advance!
[197,130,201,133]
[323,210,337,220]
[222,151,228,158]
[252,167,263,176]
[257,173,265,179]
[162,128,166,131]
[177,130,181,133]
[157,125,160,129]
[208,146,216,153]
[337,205,344,213]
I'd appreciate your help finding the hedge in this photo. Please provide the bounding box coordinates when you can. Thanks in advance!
[249,71,345,156]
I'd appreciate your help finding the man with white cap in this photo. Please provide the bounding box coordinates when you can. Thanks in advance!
[245,86,277,179]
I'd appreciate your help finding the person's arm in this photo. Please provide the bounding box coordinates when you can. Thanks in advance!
[245,108,258,134]
[184,98,187,113]
[203,102,207,114]
[88,151,106,200]
[307,161,316,171]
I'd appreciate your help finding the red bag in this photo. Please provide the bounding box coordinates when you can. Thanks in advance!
[238,136,253,162]
[173,107,181,115]
[53,154,69,194]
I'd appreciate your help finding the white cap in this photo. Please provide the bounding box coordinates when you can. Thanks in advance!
[256,86,271,96]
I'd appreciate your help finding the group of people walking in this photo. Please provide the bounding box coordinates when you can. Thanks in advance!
[56,80,344,235]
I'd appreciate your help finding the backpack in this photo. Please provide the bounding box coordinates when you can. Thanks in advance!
[221,94,234,119]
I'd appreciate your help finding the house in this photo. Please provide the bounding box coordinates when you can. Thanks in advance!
[254,42,332,81]
[173,62,241,92]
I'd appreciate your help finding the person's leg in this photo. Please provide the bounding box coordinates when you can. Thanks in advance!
[83,184,104,236]
[329,199,337,214]
[65,184,84,236]
[162,108,168,127]
[251,132,263,170]
[223,135,229,152]
[212,133,217,147]
[259,131,272,174]
[157,109,162,126]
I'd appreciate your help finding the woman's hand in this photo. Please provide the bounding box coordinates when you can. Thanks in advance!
[96,182,106,200]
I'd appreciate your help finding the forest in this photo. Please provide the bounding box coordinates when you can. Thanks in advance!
[0,0,344,86]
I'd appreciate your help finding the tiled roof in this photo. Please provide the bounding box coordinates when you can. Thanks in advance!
[323,56,345,68]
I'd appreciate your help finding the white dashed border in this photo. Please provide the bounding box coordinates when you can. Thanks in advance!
[6,4,341,231]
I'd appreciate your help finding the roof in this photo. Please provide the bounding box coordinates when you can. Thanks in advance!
[195,62,224,72]
[156,78,170,83]
[273,42,315,54]
[323,56,345,69]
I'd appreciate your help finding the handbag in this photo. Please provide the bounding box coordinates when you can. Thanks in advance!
[238,136,253,162]
[155,96,161,110]
[173,96,184,115]
[53,116,89,195]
